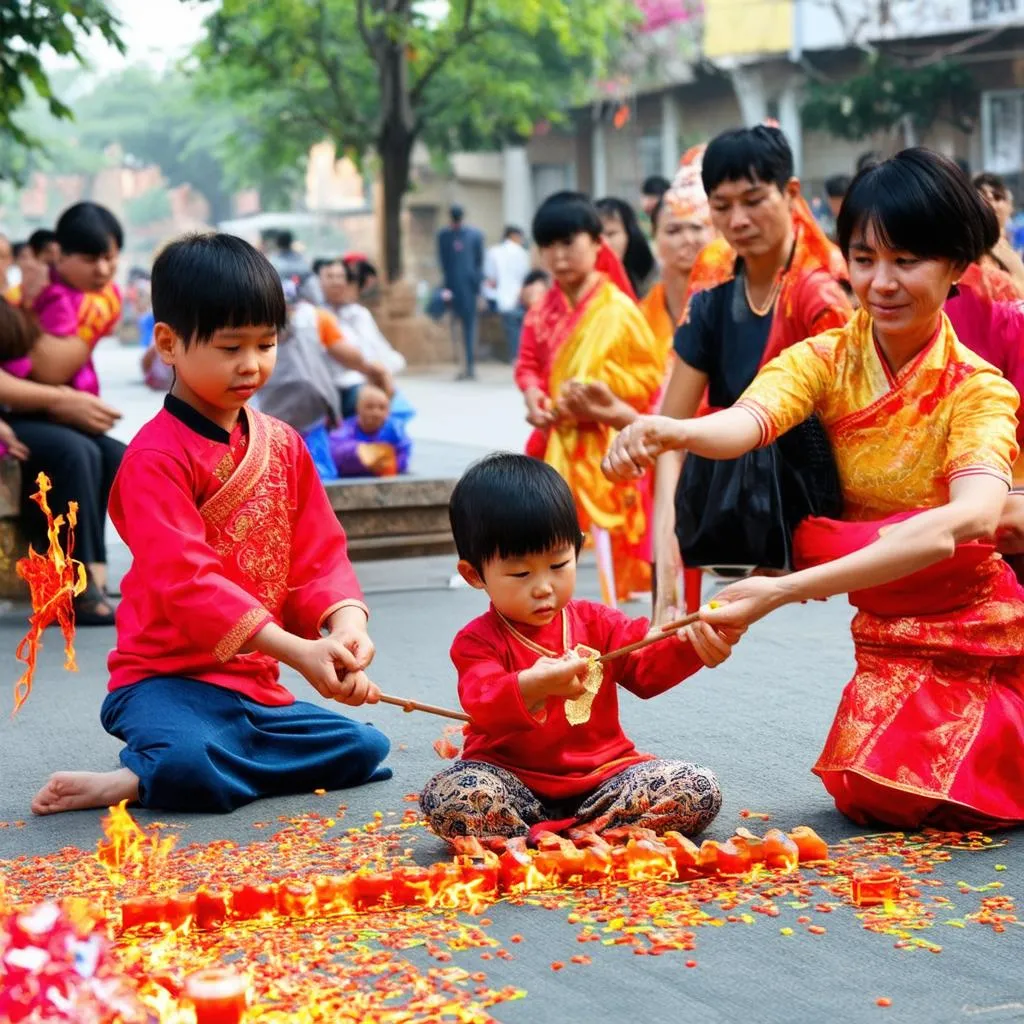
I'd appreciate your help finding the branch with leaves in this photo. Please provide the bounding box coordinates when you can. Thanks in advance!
[0,0,124,182]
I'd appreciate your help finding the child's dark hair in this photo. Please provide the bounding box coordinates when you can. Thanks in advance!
[55,202,123,256]
[28,228,57,256]
[450,453,583,574]
[151,232,287,347]
[532,191,603,248]
[702,125,794,195]
[837,148,998,266]
[523,268,550,288]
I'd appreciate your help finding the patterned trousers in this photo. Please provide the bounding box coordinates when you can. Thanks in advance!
[420,758,721,840]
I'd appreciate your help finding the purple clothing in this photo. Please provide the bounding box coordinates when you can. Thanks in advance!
[329,417,411,477]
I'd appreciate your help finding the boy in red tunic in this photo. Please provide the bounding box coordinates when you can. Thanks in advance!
[32,233,390,815]
[420,453,737,839]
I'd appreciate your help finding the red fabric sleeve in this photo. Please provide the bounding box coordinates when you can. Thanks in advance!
[796,269,854,336]
[454,630,543,736]
[514,310,546,394]
[109,448,273,662]
[587,603,706,699]
[281,433,364,636]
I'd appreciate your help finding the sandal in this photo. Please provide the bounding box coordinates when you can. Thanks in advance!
[73,579,116,627]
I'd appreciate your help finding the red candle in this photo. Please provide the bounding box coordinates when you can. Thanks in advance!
[712,839,752,876]
[350,873,393,912]
[663,832,701,877]
[185,967,248,1024]
[232,884,277,922]
[788,826,829,863]
[120,895,165,932]
[851,869,901,907]
[165,894,196,931]
[390,866,431,907]
[276,881,316,919]
[763,829,800,872]
[194,889,232,931]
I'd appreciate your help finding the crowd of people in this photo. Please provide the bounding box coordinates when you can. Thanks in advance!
[6,121,1024,846]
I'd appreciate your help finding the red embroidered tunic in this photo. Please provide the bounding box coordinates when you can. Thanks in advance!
[453,599,706,801]
[107,395,363,705]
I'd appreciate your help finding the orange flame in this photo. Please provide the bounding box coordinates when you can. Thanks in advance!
[96,800,177,884]
[12,473,87,714]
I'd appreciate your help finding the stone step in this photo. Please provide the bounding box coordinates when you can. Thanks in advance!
[325,475,457,562]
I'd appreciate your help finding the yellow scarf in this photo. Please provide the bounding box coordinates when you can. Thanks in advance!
[544,280,663,540]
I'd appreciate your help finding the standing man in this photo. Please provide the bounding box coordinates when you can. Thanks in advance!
[437,204,484,380]
[484,225,531,362]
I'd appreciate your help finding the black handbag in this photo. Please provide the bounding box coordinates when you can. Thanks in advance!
[674,415,843,572]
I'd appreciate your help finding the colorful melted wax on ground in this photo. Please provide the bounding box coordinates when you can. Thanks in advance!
[0,801,1016,1022]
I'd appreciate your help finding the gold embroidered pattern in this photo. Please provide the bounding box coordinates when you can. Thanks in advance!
[200,410,296,616]
[213,606,270,663]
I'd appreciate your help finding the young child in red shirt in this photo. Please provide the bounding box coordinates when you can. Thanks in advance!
[31,233,390,816]
[420,452,738,840]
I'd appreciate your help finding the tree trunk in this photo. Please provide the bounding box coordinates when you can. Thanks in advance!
[375,1,416,282]
[378,127,414,282]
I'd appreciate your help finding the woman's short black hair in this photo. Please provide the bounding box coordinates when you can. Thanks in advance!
[702,125,794,195]
[151,232,287,348]
[449,452,583,574]
[837,148,999,266]
[531,191,603,248]
[596,197,655,293]
[55,202,123,256]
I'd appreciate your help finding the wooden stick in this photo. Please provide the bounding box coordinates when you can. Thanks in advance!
[378,693,470,722]
[597,610,703,664]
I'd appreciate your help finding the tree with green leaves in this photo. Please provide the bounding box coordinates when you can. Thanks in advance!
[0,1,123,182]
[802,54,977,148]
[194,0,635,280]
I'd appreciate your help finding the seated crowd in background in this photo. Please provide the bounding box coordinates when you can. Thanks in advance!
[0,202,127,626]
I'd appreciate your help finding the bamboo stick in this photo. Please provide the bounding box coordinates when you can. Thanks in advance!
[597,610,703,664]
[378,693,470,722]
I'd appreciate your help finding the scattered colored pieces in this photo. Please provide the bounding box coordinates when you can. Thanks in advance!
[433,723,465,760]
[0,805,1016,1020]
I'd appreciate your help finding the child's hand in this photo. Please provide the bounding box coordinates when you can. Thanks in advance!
[679,621,744,668]
[329,613,376,672]
[295,636,380,705]
[519,653,589,705]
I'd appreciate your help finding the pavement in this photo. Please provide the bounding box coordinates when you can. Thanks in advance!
[0,341,1021,1023]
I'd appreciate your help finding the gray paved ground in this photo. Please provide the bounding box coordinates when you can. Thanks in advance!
[0,342,1020,1022]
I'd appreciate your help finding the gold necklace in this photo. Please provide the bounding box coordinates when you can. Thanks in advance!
[743,273,782,317]
[495,608,570,657]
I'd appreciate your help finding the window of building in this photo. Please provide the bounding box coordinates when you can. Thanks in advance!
[982,90,1024,175]
[638,134,663,180]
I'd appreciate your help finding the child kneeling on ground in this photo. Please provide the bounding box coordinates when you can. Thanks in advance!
[420,452,738,840]
[32,233,391,816]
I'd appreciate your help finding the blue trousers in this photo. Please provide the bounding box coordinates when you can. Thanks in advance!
[101,677,392,813]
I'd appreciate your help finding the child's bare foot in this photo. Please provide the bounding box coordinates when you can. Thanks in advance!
[31,768,140,815]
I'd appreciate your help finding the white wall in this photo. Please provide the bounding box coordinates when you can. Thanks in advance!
[799,0,1021,51]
